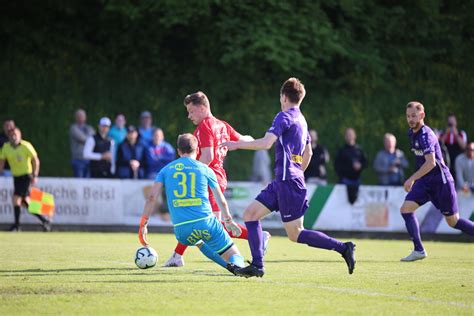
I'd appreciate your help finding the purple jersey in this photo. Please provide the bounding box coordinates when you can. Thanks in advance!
[408,125,453,183]
[268,107,309,181]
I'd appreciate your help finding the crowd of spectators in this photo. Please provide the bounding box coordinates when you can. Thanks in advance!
[68,109,175,180]
[1,111,471,196]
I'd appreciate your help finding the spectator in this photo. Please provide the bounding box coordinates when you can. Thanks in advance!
[373,133,409,185]
[304,129,329,185]
[83,117,115,178]
[251,149,272,185]
[0,119,15,176]
[138,111,157,145]
[433,128,451,169]
[334,128,368,204]
[108,113,127,159]
[0,128,51,231]
[455,141,474,193]
[145,128,176,179]
[116,125,146,179]
[440,114,468,181]
[69,109,95,178]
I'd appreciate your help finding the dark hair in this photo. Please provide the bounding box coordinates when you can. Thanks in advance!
[406,101,425,112]
[177,133,198,154]
[280,78,306,104]
[183,91,210,108]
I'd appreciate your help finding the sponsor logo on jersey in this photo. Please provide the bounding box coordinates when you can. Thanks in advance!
[411,148,424,156]
[291,154,303,163]
[173,198,203,207]
[174,163,184,171]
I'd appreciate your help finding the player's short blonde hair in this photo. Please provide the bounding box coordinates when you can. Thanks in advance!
[177,133,198,154]
[184,91,210,108]
[406,101,425,113]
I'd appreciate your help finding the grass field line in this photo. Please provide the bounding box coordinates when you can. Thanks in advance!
[266,281,473,310]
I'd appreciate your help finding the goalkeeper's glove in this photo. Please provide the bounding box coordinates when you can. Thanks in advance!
[138,215,149,246]
[222,216,242,237]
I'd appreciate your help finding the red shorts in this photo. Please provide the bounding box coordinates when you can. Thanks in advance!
[209,184,226,212]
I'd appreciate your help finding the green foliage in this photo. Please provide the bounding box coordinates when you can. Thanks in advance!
[0,0,472,181]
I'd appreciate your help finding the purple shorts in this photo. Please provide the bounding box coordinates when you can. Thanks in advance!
[256,177,309,222]
[405,177,458,216]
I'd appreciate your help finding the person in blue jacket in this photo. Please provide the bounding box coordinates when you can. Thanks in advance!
[116,125,146,179]
[145,128,176,179]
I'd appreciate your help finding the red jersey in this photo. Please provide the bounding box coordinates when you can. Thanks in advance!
[193,116,241,188]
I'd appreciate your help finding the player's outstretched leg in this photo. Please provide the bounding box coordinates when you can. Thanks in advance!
[450,216,474,236]
[222,248,245,275]
[295,229,356,274]
[400,204,426,262]
[282,215,356,274]
[163,243,187,267]
[196,240,227,268]
[196,241,245,275]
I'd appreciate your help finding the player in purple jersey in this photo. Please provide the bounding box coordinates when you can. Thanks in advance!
[222,78,356,277]
[400,102,474,261]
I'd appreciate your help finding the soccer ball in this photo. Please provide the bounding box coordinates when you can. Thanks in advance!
[135,246,158,269]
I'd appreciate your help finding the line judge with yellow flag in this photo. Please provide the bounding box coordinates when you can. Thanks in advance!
[0,127,51,232]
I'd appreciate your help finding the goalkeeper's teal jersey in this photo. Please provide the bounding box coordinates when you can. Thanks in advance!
[155,157,219,226]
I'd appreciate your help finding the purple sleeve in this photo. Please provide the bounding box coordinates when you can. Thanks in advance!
[267,112,290,138]
[420,131,436,155]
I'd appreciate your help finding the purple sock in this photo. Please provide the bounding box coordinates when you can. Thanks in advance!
[454,218,474,236]
[297,229,347,254]
[402,213,424,251]
[245,221,264,268]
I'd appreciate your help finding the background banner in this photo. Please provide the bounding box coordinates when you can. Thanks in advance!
[1,177,472,234]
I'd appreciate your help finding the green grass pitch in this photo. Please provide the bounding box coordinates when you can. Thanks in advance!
[0,232,472,315]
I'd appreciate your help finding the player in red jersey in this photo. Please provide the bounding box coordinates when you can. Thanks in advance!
[163,91,271,267]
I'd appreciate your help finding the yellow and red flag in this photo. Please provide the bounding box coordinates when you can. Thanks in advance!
[28,187,55,217]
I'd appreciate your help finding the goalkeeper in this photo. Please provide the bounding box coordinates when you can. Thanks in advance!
[138,133,245,274]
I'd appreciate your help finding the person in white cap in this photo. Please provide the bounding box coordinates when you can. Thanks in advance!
[83,117,115,178]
